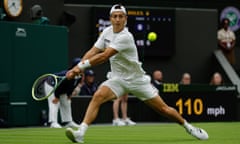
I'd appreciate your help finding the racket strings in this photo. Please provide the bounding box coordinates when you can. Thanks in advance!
[34,78,47,99]
[33,75,57,99]
[32,74,67,101]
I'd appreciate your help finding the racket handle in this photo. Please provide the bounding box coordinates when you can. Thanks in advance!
[74,75,81,79]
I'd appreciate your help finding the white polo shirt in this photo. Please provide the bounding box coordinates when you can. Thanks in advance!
[94,26,146,80]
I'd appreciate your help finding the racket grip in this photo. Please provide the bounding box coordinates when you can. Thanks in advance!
[74,75,81,79]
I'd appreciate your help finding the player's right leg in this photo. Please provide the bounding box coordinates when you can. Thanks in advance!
[65,85,118,143]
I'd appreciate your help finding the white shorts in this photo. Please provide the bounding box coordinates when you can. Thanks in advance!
[101,75,158,101]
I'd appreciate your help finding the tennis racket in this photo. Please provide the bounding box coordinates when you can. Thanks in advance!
[31,73,66,101]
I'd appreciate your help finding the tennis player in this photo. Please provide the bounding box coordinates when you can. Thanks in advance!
[65,4,209,143]
[45,58,82,128]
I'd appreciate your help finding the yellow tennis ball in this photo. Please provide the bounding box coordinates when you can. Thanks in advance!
[147,32,157,41]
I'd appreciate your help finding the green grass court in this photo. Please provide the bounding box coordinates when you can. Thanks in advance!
[0,122,239,144]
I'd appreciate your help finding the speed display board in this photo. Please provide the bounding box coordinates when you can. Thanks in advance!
[71,84,238,123]
[158,84,238,121]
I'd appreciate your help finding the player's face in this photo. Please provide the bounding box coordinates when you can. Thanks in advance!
[110,11,127,32]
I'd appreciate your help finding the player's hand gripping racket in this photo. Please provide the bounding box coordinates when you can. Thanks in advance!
[31,73,66,101]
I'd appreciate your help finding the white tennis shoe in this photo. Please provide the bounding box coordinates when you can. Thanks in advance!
[122,118,136,126]
[50,122,62,128]
[112,118,126,126]
[185,125,209,140]
[65,127,84,143]
[65,121,81,128]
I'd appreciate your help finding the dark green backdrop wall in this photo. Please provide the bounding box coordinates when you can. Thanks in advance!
[0,21,68,126]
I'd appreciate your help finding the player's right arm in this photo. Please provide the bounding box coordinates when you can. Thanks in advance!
[88,47,117,66]
[66,47,117,79]
[66,27,118,79]
[81,46,102,61]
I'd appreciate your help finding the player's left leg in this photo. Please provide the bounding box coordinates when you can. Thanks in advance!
[144,96,209,140]
[144,96,185,123]
[131,75,208,140]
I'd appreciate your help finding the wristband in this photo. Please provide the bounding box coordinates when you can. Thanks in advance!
[77,59,91,70]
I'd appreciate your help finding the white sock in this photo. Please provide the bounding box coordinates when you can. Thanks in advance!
[78,122,88,135]
[183,120,192,129]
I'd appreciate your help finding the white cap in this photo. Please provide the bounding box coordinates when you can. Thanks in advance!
[110,4,127,15]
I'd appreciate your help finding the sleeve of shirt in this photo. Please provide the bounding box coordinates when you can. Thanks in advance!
[94,31,106,50]
[54,70,67,77]
[109,33,131,52]
[54,80,67,98]
[231,31,236,40]
[217,30,223,40]
[66,78,81,97]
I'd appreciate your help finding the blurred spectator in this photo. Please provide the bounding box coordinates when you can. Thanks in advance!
[180,73,191,85]
[47,57,81,128]
[79,69,98,96]
[151,70,163,89]
[112,94,136,126]
[106,72,136,126]
[217,18,236,65]
[30,4,50,25]
[106,71,136,126]
[210,72,224,85]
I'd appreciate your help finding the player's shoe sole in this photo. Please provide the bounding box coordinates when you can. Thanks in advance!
[186,127,209,140]
[65,128,84,143]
